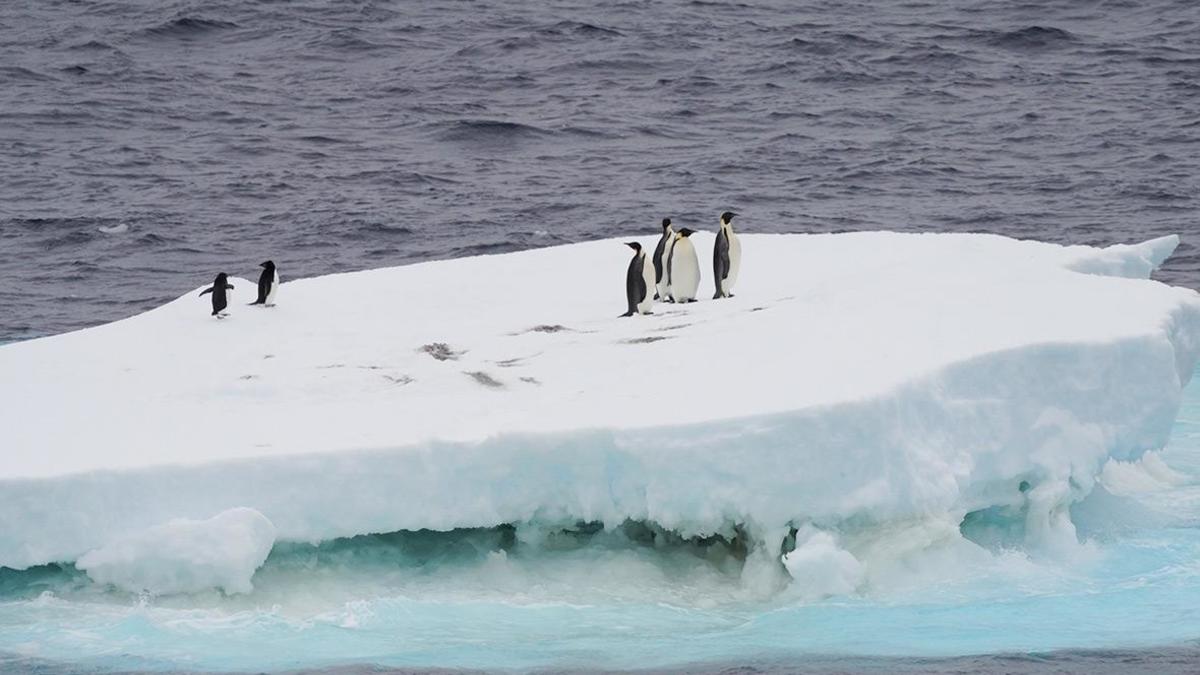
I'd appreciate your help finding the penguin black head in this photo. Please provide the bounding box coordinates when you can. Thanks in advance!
[720,211,737,224]
[214,272,228,283]
[661,218,672,229]
[625,241,642,252]
[260,260,275,269]
[678,228,696,237]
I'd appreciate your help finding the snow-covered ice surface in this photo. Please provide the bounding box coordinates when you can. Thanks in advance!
[2,231,1200,671]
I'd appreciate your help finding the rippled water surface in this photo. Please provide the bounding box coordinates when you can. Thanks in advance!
[1,0,1198,340]
[4,1,1200,673]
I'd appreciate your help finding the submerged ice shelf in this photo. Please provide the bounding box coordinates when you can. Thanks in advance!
[2,232,1200,603]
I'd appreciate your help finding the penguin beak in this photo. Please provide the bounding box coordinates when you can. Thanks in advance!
[625,242,638,249]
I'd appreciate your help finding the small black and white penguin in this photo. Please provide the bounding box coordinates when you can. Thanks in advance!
[199,272,235,318]
[666,228,700,302]
[652,217,674,300]
[250,260,279,306]
[621,242,655,317]
[712,211,741,299]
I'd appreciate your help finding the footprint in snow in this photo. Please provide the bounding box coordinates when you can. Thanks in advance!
[421,343,463,361]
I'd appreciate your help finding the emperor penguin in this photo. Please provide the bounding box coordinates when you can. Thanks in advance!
[250,260,279,306]
[621,242,655,317]
[666,228,700,303]
[712,211,741,299]
[199,272,235,318]
[652,217,674,300]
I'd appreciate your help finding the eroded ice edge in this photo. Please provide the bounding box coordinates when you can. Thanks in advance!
[2,231,1200,670]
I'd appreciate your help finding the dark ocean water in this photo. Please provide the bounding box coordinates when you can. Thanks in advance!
[4,1,1200,673]
[2,0,1199,341]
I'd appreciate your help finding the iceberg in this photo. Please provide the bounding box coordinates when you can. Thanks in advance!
[2,231,1199,595]
[75,507,275,595]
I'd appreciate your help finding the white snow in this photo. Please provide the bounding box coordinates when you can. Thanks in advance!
[2,231,1199,588]
[75,507,275,595]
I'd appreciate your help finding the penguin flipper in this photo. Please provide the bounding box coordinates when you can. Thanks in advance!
[199,287,213,296]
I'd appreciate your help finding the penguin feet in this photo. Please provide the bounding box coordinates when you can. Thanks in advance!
[653,293,660,300]
[620,311,635,318]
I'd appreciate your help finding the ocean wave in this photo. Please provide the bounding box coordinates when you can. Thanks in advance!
[66,40,117,52]
[134,16,239,40]
[0,66,54,82]
[429,119,554,143]
[537,20,623,38]
[987,26,1079,49]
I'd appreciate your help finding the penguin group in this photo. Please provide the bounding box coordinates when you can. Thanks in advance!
[622,211,740,316]
[200,260,279,318]
[201,214,737,320]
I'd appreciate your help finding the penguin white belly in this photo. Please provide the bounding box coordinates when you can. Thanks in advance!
[265,272,279,305]
[658,237,676,300]
[638,253,655,314]
[726,232,741,293]
[672,239,700,302]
